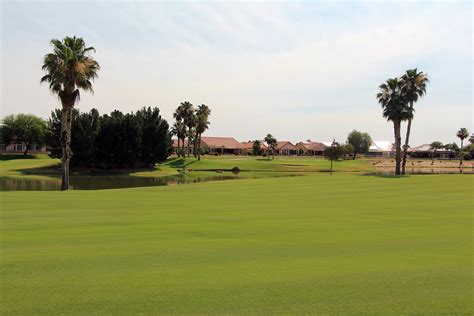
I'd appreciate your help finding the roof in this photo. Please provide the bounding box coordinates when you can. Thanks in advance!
[369,141,394,152]
[276,141,297,150]
[241,141,268,150]
[322,141,334,147]
[201,136,244,149]
[296,142,326,151]
[409,144,452,152]
[172,138,190,147]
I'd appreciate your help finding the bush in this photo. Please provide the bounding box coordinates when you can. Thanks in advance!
[463,153,472,160]
[231,166,240,174]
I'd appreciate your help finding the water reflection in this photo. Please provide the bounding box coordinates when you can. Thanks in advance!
[0,173,245,191]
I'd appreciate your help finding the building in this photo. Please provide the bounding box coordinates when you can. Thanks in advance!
[201,136,244,155]
[295,141,327,156]
[241,141,268,155]
[408,144,454,159]
[0,143,47,154]
[368,141,394,157]
[275,141,298,155]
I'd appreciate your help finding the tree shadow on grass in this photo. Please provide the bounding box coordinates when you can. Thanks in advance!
[0,154,38,161]
[360,172,406,179]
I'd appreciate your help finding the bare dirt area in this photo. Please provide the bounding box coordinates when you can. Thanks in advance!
[370,158,474,174]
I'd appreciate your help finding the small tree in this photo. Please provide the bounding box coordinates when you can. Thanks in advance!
[341,143,355,159]
[264,134,277,159]
[346,130,372,159]
[429,141,443,164]
[1,114,47,155]
[444,143,459,161]
[252,140,261,156]
[324,140,344,171]
[456,128,469,166]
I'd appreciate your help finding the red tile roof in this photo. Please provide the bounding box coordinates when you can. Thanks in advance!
[172,139,190,147]
[241,141,268,150]
[276,141,297,150]
[201,136,244,149]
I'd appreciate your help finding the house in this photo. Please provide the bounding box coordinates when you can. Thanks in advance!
[275,141,298,156]
[201,136,244,155]
[172,139,190,155]
[408,144,454,159]
[295,141,327,156]
[0,143,47,154]
[241,141,268,155]
[368,141,394,157]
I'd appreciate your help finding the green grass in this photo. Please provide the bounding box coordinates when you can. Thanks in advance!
[0,159,472,314]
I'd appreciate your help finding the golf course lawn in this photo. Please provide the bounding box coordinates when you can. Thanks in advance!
[1,161,472,314]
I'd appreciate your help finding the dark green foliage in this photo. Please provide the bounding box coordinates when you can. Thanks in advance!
[252,140,262,156]
[46,107,172,168]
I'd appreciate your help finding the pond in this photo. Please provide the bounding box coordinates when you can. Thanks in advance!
[0,172,301,191]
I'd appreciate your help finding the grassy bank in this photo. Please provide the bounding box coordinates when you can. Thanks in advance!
[0,168,472,314]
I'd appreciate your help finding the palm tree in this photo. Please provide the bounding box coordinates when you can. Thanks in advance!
[171,120,186,157]
[195,104,211,161]
[40,36,100,190]
[429,141,443,165]
[173,106,186,157]
[456,128,469,166]
[400,69,429,174]
[377,78,411,175]
[178,102,195,157]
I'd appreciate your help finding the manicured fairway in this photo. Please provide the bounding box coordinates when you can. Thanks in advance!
[1,172,472,314]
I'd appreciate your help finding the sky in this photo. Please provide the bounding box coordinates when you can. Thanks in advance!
[1,0,472,145]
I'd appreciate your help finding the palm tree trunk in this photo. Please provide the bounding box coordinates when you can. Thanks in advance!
[197,133,201,161]
[401,102,414,175]
[176,138,180,157]
[394,120,401,175]
[187,136,191,157]
[23,142,29,155]
[60,106,73,190]
[460,140,464,166]
[353,152,356,160]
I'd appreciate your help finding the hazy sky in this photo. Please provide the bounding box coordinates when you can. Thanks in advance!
[1,1,472,145]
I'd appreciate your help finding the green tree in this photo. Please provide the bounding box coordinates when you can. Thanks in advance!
[324,141,344,171]
[346,130,372,159]
[40,36,100,190]
[377,78,411,175]
[195,104,211,160]
[429,141,443,164]
[400,69,429,174]
[1,114,47,155]
[456,128,469,166]
[252,140,262,156]
[264,134,277,159]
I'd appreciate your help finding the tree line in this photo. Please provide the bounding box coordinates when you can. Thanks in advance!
[46,107,172,168]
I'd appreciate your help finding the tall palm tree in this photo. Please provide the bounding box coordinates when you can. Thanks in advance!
[400,69,429,174]
[195,104,211,161]
[456,128,469,166]
[40,36,99,190]
[179,101,195,157]
[377,78,411,175]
